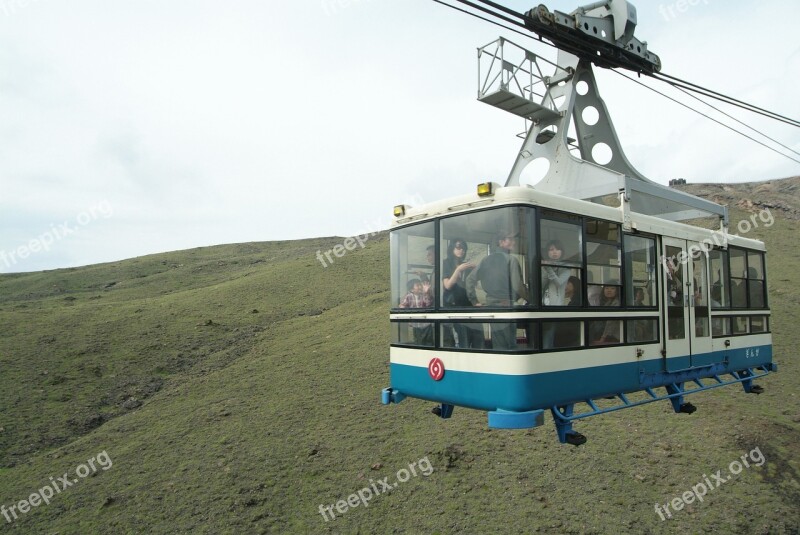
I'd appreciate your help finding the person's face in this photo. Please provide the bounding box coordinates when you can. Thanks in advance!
[547,244,562,260]
[412,282,422,294]
[565,280,574,297]
[604,286,617,298]
[500,236,517,250]
[453,243,465,258]
[426,250,435,265]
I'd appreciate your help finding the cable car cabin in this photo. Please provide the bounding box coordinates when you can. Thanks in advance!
[381,8,776,444]
[382,186,774,444]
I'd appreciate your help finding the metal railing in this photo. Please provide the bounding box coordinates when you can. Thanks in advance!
[477,37,569,112]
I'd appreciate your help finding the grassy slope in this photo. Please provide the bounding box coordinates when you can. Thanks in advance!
[0,206,798,534]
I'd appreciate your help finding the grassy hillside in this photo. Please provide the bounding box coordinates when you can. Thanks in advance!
[0,185,798,534]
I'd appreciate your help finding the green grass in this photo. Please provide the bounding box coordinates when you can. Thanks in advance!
[0,207,798,534]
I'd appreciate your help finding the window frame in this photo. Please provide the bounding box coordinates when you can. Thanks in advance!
[623,233,659,311]
[727,246,769,311]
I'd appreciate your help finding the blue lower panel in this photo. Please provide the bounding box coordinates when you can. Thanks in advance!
[389,345,773,413]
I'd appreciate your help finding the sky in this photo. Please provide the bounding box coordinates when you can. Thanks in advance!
[1,0,799,273]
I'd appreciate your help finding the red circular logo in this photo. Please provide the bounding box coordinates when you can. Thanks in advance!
[428,358,445,381]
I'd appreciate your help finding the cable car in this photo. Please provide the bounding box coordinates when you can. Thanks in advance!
[381,1,776,445]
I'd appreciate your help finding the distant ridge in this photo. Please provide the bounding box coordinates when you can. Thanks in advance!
[675,175,800,220]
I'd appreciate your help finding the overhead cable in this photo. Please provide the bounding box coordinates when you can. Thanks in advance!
[612,70,800,165]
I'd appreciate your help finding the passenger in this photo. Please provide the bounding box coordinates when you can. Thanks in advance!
[426,244,435,268]
[466,230,529,349]
[442,239,475,306]
[731,278,746,307]
[398,278,433,345]
[547,276,584,348]
[590,283,621,345]
[598,283,620,307]
[634,287,646,307]
[413,244,436,301]
[564,276,582,306]
[541,240,573,347]
[398,278,432,309]
[710,283,722,308]
[541,239,571,306]
[466,230,529,307]
[747,266,763,307]
[442,239,484,349]
[666,257,683,306]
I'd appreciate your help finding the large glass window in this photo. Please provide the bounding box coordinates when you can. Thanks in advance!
[665,245,686,340]
[542,320,583,349]
[624,235,656,308]
[627,319,658,343]
[440,320,537,351]
[391,222,435,310]
[729,247,767,309]
[709,249,729,308]
[750,316,768,333]
[732,316,749,335]
[747,252,766,308]
[540,212,582,308]
[588,318,622,345]
[442,207,534,309]
[391,321,435,347]
[692,250,710,338]
[730,248,748,308]
[712,316,731,337]
[586,219,621,307]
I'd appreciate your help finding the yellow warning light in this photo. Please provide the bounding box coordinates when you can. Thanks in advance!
[477,182,494,197]
[393,205,406,217]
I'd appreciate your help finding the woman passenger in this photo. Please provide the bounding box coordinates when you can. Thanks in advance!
[442,239,483,348]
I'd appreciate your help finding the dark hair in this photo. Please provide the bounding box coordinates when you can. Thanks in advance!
[566,276,582,305]
[406,278,421,292]
[601,283,620,305]
[446,239,468,261]
[711,283,722,302]
[567,276,581,291]
[495,229,518,244]
[545,239,564,252]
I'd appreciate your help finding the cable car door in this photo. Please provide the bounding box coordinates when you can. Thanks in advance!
[688,243,714,364]
[662,239,690,370]
[662,238,712,371]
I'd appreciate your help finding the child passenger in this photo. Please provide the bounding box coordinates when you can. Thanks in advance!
[398,278,433,345]
[399,279,432,309]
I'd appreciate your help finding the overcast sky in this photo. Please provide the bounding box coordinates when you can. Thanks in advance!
[2,0,799,273]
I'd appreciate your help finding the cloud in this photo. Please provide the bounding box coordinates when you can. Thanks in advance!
[1,0,798,272]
